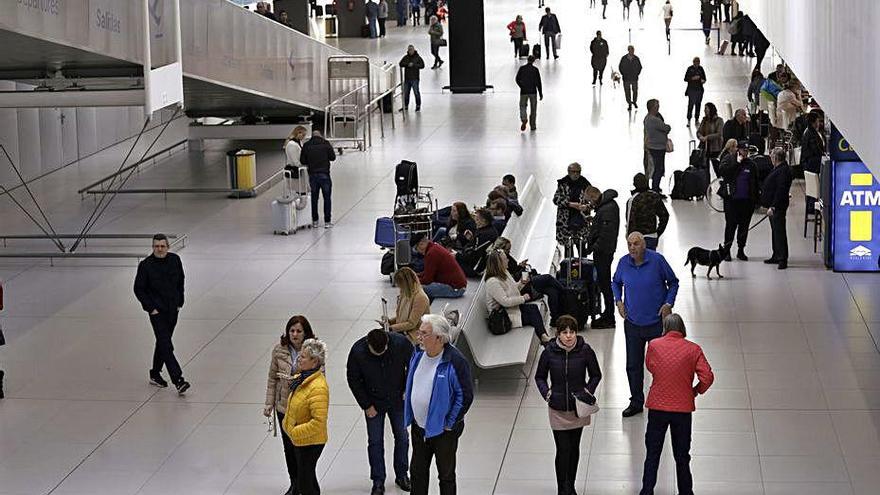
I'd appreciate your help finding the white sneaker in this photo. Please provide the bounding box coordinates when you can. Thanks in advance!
[311,221,318,228]
[324,222,334,229]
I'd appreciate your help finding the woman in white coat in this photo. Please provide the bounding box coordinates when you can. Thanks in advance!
[284,126,308,169]
[484,250,551,343]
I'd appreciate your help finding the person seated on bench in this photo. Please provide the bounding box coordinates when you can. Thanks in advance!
[484,250,552,344]
[382,267,431,344]
[412,234,467,302]
[456,209,500,278]
[502,174,518,201]
[494,185,524,217]
[489,236,566,327]
[487,193,509,232]
[435,202,477,248]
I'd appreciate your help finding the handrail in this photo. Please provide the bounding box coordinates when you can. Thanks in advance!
[77,139,187,195]
[325,83,369,112]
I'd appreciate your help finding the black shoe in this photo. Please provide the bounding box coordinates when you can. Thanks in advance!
[371,484,385,495]
[395,476,412,492]
[737,249,749,261]
[415,106,420,112]
[627,104,632,111]
[591,318,616,329]
[149,372,169,388]
[175,381,191,395]
[622,405,644,418]
[633,102,638,108]
[724,253,733,262]
[763,258,780,264]
[777,261,788,270]
[0,370,5,399]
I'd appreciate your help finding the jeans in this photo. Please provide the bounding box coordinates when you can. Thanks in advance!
[723,199,754,249]
[411,423,462,495]
[623,81,639,106]
[277,411,298,487]
[593,251,614,319]
[403,79,422,109]
[641,410,693,495]
[294,443,325,495]
[591,60,606,84]
[553,427,583,495]
[770,208,788,262]
[309,173,332,223]
[624,320,662,407]
[368,16,378,38]
[520,302,547,339]
[519,94,538,129]
[686,90,704,121]
[366,405,409,485]
[530,274,564,325]
[149,309,183,383]
[644,236,659,251]
[422,282,465,302]
[648,149,666,192]
[543,33,558,58]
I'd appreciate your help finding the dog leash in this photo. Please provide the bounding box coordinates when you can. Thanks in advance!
[748,212,770,231]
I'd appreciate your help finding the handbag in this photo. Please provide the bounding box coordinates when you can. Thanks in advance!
[717,180,734,200]
[665,138,674,153]
[572,390,599,417]
[487,307,512,335]
[438,38,448,47]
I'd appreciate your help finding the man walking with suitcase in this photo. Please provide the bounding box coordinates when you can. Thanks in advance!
[515,56,543,132]
[538,7,561,60]
[134,234,190,395]
[300,130,337,228]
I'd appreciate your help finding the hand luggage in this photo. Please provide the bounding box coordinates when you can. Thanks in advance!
[671,167,707,201]
[361,24,371,38]
[717,39,729,55]
[532,43,542,59]
[375,217,410,248]
[395,160,419,196]
[519,43,530,58]
[272,200,295,235]
[273,166,311,234]
[554,33,562,50]
[688,140,705,168]
[555,235,598,329]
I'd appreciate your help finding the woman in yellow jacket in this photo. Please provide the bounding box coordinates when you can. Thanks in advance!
[283,338,329,495]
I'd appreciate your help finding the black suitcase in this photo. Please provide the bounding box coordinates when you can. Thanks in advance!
[671,167,707,200]
[532,43,542,59]
[555,235,598,329]
[519,43,530,58]
[395,160,419,196]
[688,140,705,168]
[361,24,371,38]
[313,5,324,16]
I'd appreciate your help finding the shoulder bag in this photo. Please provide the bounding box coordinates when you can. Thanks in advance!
[572,390,599,417]
[487,307,512,335]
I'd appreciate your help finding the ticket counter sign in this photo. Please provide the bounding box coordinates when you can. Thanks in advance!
[832,161,880,271]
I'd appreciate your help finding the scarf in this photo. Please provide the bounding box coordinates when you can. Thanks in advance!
[556,337,577,353]
[289,368,319,395]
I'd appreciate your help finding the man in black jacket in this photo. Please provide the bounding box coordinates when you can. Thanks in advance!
[300,130,337,228]
[399,45,425,112]
[347,329,415,495]
[722,109,750,143]
[134,234,190,394]
[684,57,707,127]
[585,188,621,329]
[719,142,759,261]
[626,173,669,250]
[762,148,793,269]
[516,56,543,131]
[538,7,561,60]
[618,45,643,111]
[590,31,609,86]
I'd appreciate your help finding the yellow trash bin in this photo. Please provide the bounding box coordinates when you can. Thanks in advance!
[235,149,257,190]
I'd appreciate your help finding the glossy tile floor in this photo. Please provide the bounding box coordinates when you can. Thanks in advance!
[2,1,880,494]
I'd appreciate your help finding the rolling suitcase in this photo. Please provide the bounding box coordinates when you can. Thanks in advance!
[271,199,296,235]
[519,43,530,58]
[671,167,707,200]
[556,235,597,329]
[375,217,410,248]
[532,43,542,59]
[273,166,311,234]
[717,39,729,55]
[395,160,419,196]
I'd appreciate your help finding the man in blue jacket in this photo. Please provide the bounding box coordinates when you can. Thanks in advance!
[404,314,474,495]
[612,232,679,418]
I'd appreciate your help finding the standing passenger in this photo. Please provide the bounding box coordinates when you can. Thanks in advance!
[590,31,610,86]
[428,16,444,69]
[399,45,425,112]
[515,56,543,131]
[644,99,671,193]
[300,130,337,229]
[366,0,380,38]
[662,1,674,41]
[626,173,670,251]
[507,15,528,59]
[618,45,643,111]
[762,148,793,270]
[378,0,389,37]
[718,141,758,261]
[683,57,706,127]
[585,187,621,329]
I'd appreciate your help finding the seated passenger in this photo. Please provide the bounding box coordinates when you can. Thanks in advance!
[490,237,566,327]
[494,186,523,217]
[456,209,500,278]
[412,235,467,302]
[484,250,551,344]
[502,174,518,201]
[487,194,509,231]
[384,267,431,343]
[436,202,477,249]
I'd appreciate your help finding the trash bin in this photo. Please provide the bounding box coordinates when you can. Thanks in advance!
[227,149,257,197]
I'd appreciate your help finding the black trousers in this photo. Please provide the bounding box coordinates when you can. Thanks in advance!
[543,33,558,58]
[520,302,547,339]
[593,251,614,319]
[624,81,639,106]
[723,198,754,249]
[149,309,183,383]
[770,208,789,262]
[277,411,299,487]
[513,37,524,57]
[294,443,325,495]
[378,18,386,36]
[624,320,662,407]
[591,60,606,84]
[410,423,461,495]
[641,410,693,495]
[552,427,583,495]
[686,90,704,121]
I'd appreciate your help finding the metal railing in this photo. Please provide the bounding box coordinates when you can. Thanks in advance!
[0,233,187,263]
[362,63,403,148]
[78,139,188,198]
[324,83,369,152]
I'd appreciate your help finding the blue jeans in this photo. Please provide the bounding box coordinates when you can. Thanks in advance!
[309,173,332,223]
[645,236,658,251]
[648,149,666,193]
[422,282,465,302]
[368,16,378,38]
[403,79,422,109]
[366,405,409,485]
[624,319,663,408]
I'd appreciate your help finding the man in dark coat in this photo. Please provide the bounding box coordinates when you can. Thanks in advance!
[719,141,759,261]
[134,234,190,394]
[585,188,621,329]
[516,56,543,131]
[626,173,669,250]
[538,7,561,59]
[399,45,426,111]
[722,109,750,143]
[618,45,643,111]
[300,130,337,228]
[684,57,707,127]
[590,31,610,86]
[762,148,793,269]
[347,329,415,494]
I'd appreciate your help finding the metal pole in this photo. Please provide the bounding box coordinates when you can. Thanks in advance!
[142,0,153,121]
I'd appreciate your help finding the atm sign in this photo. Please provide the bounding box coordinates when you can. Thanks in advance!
[833,161,880,271]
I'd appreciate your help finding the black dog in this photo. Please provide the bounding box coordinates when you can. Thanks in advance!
[685,243,730,279]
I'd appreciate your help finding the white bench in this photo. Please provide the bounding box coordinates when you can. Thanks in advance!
[455,176,559,369]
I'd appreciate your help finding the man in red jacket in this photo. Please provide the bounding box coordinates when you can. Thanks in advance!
[640,313,713,495]
[413,235,467,302]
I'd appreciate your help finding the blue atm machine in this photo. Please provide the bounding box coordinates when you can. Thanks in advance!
[828,125,880,272]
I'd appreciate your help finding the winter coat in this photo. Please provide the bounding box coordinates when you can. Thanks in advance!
[378,1,389,18]
[553,175,592,243]
[800,126,825,173]
[282,371,329,446]
[507,20,526,40]
[284,139,303,168]
[618,54,642,82]
[134,253,184,313]
[346,332,414,413]
[644,113,671,151]
[719,153,759,202]
[485,273,527,328]
[722,118,749,143]
[399,52,426,81]
[404,344,474,438]
[684,65,707,95]
[366,1,379,19]
[535,336,602,413]
[761,163,793,210]
[646,331,714,413]
[626,189,670,237]
[697,116,725,153]
[590,37,609,68]
[265,344,297,413]
[515,64,543,96]
[429,22,444,45]
[538,14,561,35]
[389,288,431,343]
[300,135,336,176]
[586,189,620,256]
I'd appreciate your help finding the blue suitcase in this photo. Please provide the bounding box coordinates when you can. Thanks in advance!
[375,217,409,248]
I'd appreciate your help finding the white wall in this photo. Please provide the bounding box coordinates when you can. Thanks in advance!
[739,0,880,177]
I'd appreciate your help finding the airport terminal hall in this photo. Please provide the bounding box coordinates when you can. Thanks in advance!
[3,0,880,494]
